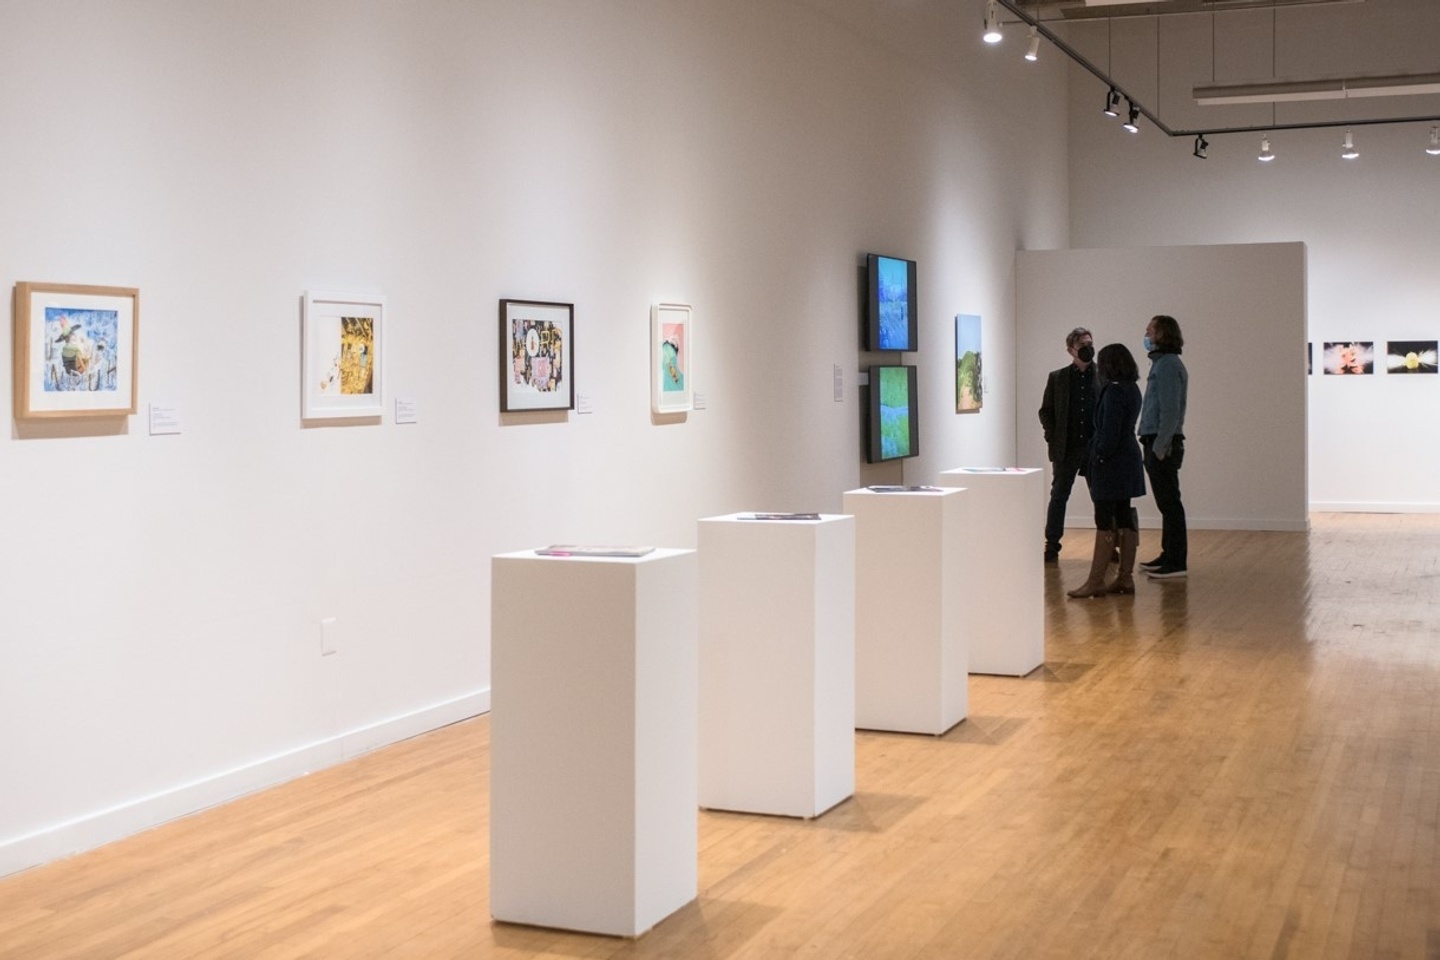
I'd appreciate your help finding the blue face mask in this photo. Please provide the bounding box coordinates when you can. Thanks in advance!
[1142,335,1154,353]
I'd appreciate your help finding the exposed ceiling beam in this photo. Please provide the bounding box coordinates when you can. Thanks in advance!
[1195,73,1440,104]
[1014,0,1365,21]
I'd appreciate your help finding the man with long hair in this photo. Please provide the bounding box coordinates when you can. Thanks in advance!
[1138,315,1189,579]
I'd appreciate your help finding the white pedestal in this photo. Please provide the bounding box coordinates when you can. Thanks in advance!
[489,548,697,938]
[842,488,968,735]
[697,513,855,818]
[938,468,1046,677]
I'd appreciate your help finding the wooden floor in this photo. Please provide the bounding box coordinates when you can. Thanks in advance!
[4,514,1440,959]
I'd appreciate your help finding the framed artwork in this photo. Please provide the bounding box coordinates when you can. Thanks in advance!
[651,302,692,414]
[866,254,917,352]
[1322,341,1374,375]
[13,281,139,419]
[501,299,573,412]
[1385,340,1437,374]
[955,313,982,413]
[303,291,384,419]
[866,364,919,463]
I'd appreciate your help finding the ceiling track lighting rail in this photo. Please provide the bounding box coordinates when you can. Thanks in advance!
[992,0,1440,141]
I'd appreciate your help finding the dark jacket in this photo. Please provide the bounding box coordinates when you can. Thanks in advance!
[1087,381,1146,501]
[1038,363,1099,464]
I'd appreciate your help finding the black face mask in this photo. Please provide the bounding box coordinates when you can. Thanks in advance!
[1077,344,1095,363]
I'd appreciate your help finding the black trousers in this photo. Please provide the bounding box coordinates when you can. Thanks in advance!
[1045,454,1095,547]
[1141,436,1187,567]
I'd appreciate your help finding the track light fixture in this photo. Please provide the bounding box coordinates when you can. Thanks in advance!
[1024,26,1040,62]
[1258,137,1275,162]
[1427,126,1440,156]
[1102,87,1120,117]
[1122,102,1140,133]
[1192,134,1208,159]
[982,0,1002,44]
[1341,129,1359,160]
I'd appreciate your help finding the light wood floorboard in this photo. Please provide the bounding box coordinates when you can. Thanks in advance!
[3,514,1439,959]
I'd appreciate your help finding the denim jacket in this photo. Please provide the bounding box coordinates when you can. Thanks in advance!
[1138,352,1187,457]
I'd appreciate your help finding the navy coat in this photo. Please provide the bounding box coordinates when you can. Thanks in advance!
[1087,381,1146,501]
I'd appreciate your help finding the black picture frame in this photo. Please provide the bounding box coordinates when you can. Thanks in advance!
[499,299,574,412]
[866,254,917,352]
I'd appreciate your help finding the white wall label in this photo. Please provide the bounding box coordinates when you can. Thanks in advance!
[148,403,182,435]
[693,393,707,410]
[833,364,844,402]
[395,397,418,424]
[577,393,594,414]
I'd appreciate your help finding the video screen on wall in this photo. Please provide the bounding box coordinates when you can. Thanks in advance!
[867,254,917,352]
[866,364,919,463]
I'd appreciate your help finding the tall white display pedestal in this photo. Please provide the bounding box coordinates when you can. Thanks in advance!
[938,468,1046,677]
[490,548,697,938]
[842,488,968,735]
[697,513,855,819]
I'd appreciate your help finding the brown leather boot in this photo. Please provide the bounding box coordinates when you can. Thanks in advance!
[1067,530,1116,599]
[1107,527,1138,594]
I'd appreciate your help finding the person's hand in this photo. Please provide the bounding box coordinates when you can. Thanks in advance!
[1155,449,1167,461]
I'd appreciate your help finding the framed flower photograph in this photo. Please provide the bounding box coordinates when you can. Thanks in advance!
[13,281,139,419]
[651,302,692,414]
[302,291,385,420]
[500,299,573,412]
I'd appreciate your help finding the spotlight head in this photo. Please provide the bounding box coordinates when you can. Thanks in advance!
[1258,136,1275,162]
[1427,126,1440,156]
[1122,103,1140,133]
[1025,27,1040,61]
[1341,129,1359,160]
[983,0,1002,43]
[1102,87,1120,117]
[1193,134,1208,159]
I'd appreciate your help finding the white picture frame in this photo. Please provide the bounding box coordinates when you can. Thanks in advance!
[302,291,385,420]
[651,302,693,414]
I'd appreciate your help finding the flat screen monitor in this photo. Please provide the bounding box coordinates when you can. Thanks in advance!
[866,364,919,463]
[867,254,917,352]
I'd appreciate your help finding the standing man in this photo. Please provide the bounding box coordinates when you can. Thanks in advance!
[1038,327,1098,564]
[1138,315,1189,579]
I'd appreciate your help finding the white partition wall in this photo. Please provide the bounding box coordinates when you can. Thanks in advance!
[490,549,697,938]
[937,468,1045,677]
[1015,243,1308,532]
[697,513,855,819]
[843,488,968,735]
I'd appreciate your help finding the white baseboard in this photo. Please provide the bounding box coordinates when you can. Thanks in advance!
[1309,501,1440,514]
[0,689,490,880]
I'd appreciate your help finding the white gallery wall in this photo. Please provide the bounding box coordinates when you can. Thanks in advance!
[0,0,1068,875]
[1062,4,1440,513]
[1015,243,1309,532]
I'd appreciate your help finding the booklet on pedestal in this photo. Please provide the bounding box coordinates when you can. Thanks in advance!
[866,485,941,493]
[535,545,656,558]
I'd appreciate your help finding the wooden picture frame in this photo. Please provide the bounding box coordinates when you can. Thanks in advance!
[500,299,574,412]
[302,291,385,420]
[13,282,139,419]
[651,302,693,414]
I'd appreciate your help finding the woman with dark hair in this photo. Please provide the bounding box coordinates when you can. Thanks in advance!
[1068,343,1146,599]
